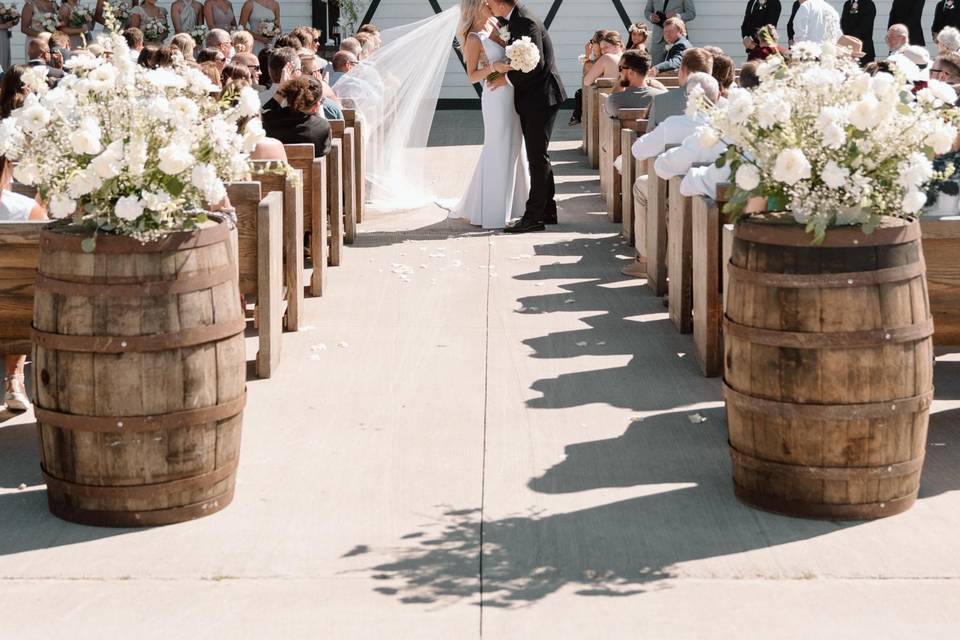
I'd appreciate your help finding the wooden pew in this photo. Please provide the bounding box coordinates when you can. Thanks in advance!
[0,221,45,357]
[644,144,677,296]
[920,216,960,345]
[615,109,648,235]
[228,183,284,378]
[326,138,345,266]
[586,78,616,170]
[599,106,647,224]
[667,175,694,333]
[692,184,732,377]
[342,108,366,225]
[250,162,304,332]
[658,75,681,89]
[283,144,328,297]
[598,92,614,206]
[329,119,357,245]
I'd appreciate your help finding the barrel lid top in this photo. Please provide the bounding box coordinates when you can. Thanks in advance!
[735,215,919,247]
[40,220,229,254]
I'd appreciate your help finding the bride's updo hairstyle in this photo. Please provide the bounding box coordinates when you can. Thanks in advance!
[456,0,487,47]
[278,76,324,114]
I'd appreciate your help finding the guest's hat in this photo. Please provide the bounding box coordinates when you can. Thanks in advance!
[836,35,865,59]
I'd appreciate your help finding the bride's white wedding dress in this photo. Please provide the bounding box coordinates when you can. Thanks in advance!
[448,31,529,230]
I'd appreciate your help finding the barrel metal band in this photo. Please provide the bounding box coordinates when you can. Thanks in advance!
[735,218,920,247]
[733,484,917,520]
[35,393,246,433]
[39,222,229,254]
[726,261,925,289]
[723,384,933,420]
[42,458,238,500]
[35,265,237,298]
[729,446,925,480]
[722,317,934,349]
[48,486,236,528]
[31,317,246,353]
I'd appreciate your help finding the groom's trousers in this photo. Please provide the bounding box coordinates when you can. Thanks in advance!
[518,105,561,223]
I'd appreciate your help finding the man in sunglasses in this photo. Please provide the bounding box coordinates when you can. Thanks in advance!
[603,49,665,119]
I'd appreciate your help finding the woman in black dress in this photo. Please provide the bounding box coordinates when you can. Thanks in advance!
[933,0,960,40]
[889,0,926,45]
[841,0,876,63]
[742,0,782,54]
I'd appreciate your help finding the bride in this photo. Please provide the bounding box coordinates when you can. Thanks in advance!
[447,0,529,229]
[334,3,528,222]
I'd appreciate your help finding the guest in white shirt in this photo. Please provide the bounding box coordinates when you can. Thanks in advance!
[632,72,720,161]
[886,23,910,56]
[793,0,842,44]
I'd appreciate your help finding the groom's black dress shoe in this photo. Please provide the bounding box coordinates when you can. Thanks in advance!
[544,213,558,225]
[504,219,546,234]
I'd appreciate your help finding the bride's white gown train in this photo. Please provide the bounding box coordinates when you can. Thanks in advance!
[449,31,530,230]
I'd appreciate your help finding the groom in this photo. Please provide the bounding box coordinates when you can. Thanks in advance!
[488,0,567,234]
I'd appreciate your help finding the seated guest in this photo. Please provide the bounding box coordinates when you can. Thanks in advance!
[302,53,342,119]
[748,24,786,61]
[583,30,624,86]
[233,51,263,88]
[261,46,301,109]
[627,22,651,52]
[354,32,376,59]
[300,49,329,81]
[291,26,319,53]
[0,154,45,412]
[738,59,762,89]
[199,61,222,90]
[274,34,303,51]
[196,47,226,71]
[205,28,233,63]
[357,23,381,49]
[124,27,145,61]
[645,47,714,131]
[902,45,932,79]
[339,37,362,59]
[232,29,254,55]
[604,50,665,118]
[937,26,960,53]
[885,23,909,55]
[262,76,332,158]
[793,0,841,44]
[703,46,735,95]
[932,51,960,90]
[25,38,65,83]
[650,17,691,75]
[171,32,197,60]
[632,72,720,161]
[328,50,358,86]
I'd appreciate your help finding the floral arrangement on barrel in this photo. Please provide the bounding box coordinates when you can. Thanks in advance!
[690,41,960,241]
[0,3,21,27]
[0,7,264,248]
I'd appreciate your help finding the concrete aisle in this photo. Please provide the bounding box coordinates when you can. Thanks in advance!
[1,122,959,638]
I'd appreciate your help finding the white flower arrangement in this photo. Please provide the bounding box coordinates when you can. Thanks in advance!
[142,15,169,42]
[257,19,281,39]
[0,24,263,245]
[504,36,540,73]
[690,41,960,240]
[70,4,95,29]
[0,3,21,26]
[189,25,209,46]
[497,25,510,41]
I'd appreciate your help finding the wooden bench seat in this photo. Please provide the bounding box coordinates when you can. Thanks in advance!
[283,144,328,297]
[0,221,45,357]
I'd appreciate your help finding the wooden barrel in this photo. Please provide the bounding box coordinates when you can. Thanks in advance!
[32,222,246,527]
[723,217,933,520]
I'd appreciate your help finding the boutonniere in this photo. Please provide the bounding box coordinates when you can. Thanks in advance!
[498,25,511,41]
[948,0,956,9]
[757,0,767,7]
[850,0,859,13]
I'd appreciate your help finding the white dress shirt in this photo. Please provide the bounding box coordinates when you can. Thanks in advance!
[680,163,731,199]
[794,0,842,44]
[654,132,727,180]
[631,114,702,161]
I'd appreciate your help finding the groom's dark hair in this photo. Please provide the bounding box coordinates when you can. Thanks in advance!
[620,50,651,76]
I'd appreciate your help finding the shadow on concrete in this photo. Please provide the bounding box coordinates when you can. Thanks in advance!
[919,407,960,499]
[354,408,861,607]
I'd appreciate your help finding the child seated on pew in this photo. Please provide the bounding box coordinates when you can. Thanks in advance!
[0,156,46,412]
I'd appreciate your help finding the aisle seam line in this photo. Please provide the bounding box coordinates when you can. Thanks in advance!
[479,235,492,638]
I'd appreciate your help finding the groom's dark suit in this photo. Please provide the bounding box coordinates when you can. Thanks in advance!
[504,4,566,227]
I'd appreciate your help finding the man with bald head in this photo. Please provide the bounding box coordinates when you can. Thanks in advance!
[339,37,362,59]
[26,37,64,84]
[232,51,262,88]
[205,28,233,63]
[329,50,357,86]
[886,23,909,55]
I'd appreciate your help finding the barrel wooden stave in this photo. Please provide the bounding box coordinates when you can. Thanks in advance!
[33,224,244,526]
[723,220,932,519]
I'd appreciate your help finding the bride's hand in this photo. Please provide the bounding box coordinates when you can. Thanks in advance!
[492,61,511,74]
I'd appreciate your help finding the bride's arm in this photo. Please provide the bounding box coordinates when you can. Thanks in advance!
[462,35,497,84]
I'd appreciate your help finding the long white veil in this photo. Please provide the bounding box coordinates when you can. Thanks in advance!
[334,7,461,211]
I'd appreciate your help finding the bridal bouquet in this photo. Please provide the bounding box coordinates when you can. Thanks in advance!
[109,0,133,25]
[36,11,60,33]
[70,4,95,29]
[0,29,264,245]
[486,36,540,82]
[142,16,169,42]
[190,25,209,46]
[690,41,960,240]
[257,20,281,40]
[0,3,20,26]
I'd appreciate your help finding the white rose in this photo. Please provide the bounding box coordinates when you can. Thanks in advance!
[67,170,100,198]
[695,126,720,149]
[772,149,811,186]
[142,191,172,211]
[926,79,958,104]
[13,163,40,185]
[898,153,934,189]
[88,63,117,91]
[69,120,103,156]
[90,141,124,179]
[114,195,145,221]
[191,163,227,204]
[237,86,260,118]
[821,123,846,149]
[735,164,761,191]
[241,118,266,152]
[849,95,881,131]
[18,104,50,134]
[902,189,927,214]
[926,125,957,155]
[146,68,187,89]
[48,195,76,219]
[850,74,872,98]
[126,136,148,177]
[158,144,195,175]
[684,85,705,118]
[726,93,755,124]
[20,66,49,94]
[170,97,199,122]
[821,161,850,190]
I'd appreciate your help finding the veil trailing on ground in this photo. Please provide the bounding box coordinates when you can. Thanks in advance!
[334,7,461,211]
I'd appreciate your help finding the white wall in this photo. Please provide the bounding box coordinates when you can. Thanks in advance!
[7,0,312,64]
